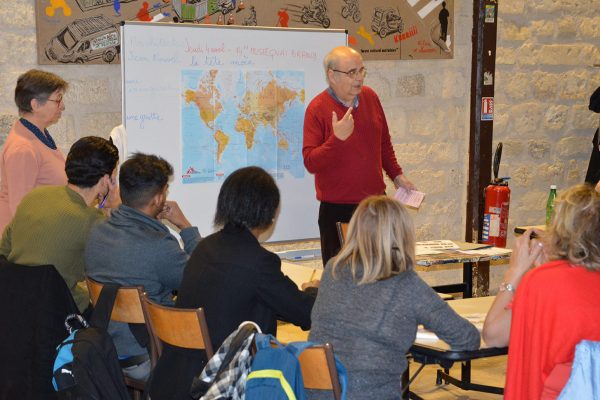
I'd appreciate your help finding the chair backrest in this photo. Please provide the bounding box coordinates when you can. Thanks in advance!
[141,293,214,359]
[86,277,146,324]
[298,343,342,400]
[336,222,349,247]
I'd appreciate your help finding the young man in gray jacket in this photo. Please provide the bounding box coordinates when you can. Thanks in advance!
[85,153,201,381]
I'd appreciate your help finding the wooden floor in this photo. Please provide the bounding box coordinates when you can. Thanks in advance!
[408,356,506,399]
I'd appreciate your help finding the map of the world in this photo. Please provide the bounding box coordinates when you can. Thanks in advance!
[181,69,305,184]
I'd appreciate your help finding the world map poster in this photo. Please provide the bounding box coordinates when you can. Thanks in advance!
[181,69,305,183]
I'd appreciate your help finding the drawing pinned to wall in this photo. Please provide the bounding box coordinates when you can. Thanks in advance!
[243,6,258,26]
[341,0,360,23]
[371,7,403,39]
[36,0,454,63]
[276,8,290,27]
[298,0,331,29]
[46,0,72,17]
[36,0,172,65]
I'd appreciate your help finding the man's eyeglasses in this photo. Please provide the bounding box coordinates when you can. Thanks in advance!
[330,67,367,79]
[45,97,64,106]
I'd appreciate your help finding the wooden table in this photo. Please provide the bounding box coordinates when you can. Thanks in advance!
[416,242,511,298]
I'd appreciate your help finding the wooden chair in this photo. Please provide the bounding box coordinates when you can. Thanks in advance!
[298,343,343,400]
[336,221,349,247]
[141,293,214,359]
[85,277,154,400]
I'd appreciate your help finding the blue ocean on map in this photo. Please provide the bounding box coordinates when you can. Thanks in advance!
[181,69,305,184]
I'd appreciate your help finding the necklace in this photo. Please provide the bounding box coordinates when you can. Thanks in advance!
[19,118,57,150]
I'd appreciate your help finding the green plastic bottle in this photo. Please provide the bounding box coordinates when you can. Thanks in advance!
[546,185,557,226]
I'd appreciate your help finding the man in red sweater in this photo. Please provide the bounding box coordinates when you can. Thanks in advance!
[303,46,416,265]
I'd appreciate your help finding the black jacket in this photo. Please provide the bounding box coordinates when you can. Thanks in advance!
[0,257,78,400]
[150,224,315,400]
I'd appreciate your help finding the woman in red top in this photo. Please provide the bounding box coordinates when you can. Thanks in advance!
[483,184,600,399]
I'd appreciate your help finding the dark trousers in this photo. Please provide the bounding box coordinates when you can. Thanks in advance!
[318,202,358,266]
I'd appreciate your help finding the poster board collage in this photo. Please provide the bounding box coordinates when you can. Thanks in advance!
[36,0,454,65]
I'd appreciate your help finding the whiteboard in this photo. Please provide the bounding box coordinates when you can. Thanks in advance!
[121,22,346,241]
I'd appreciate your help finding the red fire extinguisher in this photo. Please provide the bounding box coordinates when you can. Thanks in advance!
[482,143,510,248]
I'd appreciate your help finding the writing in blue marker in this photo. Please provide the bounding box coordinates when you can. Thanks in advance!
[126,112,163,129]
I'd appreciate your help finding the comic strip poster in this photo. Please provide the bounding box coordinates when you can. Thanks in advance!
[35,0,454,64]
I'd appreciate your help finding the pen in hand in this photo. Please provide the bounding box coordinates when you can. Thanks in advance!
[99,192,109,209]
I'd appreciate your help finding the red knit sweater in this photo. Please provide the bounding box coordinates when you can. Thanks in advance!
[302,86,402,204]
[506,260,600,399]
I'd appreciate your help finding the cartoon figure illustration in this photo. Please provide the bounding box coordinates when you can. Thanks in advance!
[218,0,236,14]
[341,0,360,23]
[114,0,121,16]
[371,7,403,38]
[301,0,330,29]
[439,1,449,41]
[277,8,290,27]
[243,6,257,26]
[227,12,235,24]
[172,0,210,23]
[136,1,152,21]
[45,0,72,17]
[430,2,451,53]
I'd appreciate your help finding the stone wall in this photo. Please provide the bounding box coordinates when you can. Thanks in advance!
[495,0,600,239]
[1,1,597,290]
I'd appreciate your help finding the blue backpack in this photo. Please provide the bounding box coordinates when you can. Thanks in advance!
[52,284,130,399]
[246,333,347,400]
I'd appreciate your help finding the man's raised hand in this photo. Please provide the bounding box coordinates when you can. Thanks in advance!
[332,107,354,141]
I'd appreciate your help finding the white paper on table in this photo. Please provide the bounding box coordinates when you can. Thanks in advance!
[415,240,458,255]
[393,186,426,208]
[415,248,442,256]
[280,262,322,290]
[416,327,439,342]
[459,248,512,256]
[417,315,486,342]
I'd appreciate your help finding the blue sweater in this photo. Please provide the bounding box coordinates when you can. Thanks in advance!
[85,205,201,357]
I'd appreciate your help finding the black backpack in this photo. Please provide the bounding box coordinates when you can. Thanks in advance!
[52,284,130,400]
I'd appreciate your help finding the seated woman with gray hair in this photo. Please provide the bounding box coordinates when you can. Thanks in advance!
[309,195,480,399]
[483,184,600,399]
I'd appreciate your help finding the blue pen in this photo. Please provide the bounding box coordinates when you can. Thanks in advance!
[99,192,109,209]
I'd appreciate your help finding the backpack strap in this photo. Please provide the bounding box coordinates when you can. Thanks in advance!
[284,341,317,358]
[90,283,120,330]
[246,370,296,399]
[334,356,348,400]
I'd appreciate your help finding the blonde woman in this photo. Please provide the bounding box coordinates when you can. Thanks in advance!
[483,184,600,399]
[309,196,480,400]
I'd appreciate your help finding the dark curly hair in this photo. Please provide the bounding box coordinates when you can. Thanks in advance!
[65,137,118,188]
